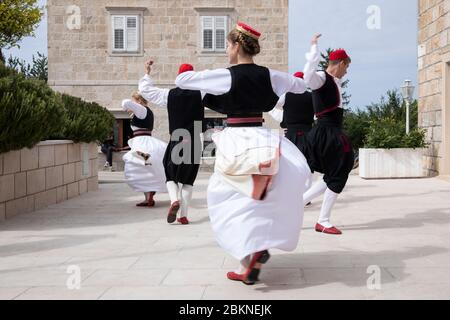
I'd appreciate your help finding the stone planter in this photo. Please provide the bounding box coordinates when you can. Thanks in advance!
[359,148,428,179]
[0,141,99,222]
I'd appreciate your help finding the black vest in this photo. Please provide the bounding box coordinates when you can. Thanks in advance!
[167,88,205,134]
[280,92,314,129]
[311,72,341,117]
[203,64,279,117]
[131,107,154,130]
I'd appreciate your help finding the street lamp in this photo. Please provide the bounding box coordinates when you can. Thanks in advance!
[401,79,415,135]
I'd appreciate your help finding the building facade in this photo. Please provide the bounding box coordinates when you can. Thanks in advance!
[47,0,289,146]
[418,0,450,176]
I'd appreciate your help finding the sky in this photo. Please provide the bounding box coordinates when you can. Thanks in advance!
[289,0,418,109]
[5,0,418,109]
[4,0,48,64]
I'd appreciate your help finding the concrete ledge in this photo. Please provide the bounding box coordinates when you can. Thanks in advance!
[359,148,428,179]
[0,141,99,223]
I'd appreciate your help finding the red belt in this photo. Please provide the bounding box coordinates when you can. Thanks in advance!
[133,130,152,137]
[226,117,264,125]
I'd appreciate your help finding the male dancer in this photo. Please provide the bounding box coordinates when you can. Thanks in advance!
[303,34,354,235]
[139,61,205,225]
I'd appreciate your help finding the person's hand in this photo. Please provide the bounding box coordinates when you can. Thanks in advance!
[311,33,322,45]
[145,60,154,74]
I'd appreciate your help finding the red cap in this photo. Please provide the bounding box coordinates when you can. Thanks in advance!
[178,64,194,75]
[329,49,351,61]
[236,22,261,40]
[294,72,304,79]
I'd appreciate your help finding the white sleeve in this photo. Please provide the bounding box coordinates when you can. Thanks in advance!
[138,74,170,108]
[267,94,286,123]
[121,99,148,119]
[269,69,307,97]
[303,44,326,90]
[175,69,232,95]
[268,108,284,123]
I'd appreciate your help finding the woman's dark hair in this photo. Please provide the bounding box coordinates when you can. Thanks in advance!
[227,29,261,56]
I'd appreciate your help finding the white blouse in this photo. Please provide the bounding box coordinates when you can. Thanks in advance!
[139,74,207,108]
[175,67,307,97]
[121,99,150,131]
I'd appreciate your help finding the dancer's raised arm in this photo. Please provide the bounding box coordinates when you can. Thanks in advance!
[138,60,170,108]
[304,33,326,90]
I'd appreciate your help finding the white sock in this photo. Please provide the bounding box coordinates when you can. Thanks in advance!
[166,181,179,204]
[236,255,251,274]
[318,188,339,228]
[180,184,193,218]
[303,180,327,205]
[305,172,314,192]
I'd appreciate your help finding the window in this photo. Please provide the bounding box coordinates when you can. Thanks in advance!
[201,16,227,52]
[112,15,139,52]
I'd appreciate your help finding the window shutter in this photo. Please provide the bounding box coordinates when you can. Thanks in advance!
[215,16,227,51]
[113,16,125,50]
[126,16,138,52]
[202,16,214,51]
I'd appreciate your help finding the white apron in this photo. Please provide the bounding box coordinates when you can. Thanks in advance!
[123,135,168,193]
[207,127,310,260]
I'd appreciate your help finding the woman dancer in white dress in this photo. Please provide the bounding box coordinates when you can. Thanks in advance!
[175,22,311,284]
[122,92,167,207]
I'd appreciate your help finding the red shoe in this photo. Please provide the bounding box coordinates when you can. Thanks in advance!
[226,272,255,285]
[136,201,149,207]
[167,201,180,223]
[177,217,189,225]
[315,223,342,235]
[148,192,156,207]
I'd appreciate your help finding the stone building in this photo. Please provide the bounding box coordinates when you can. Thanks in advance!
[418,0,450,176]
[47,0,288,147]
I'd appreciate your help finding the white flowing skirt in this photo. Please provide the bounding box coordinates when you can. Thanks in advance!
[123,135,168,193]
[207,127,310,260]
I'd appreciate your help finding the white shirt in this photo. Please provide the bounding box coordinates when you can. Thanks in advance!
[175,67,307,97]
[139,74,206,108]
[121,99,149,131]
[267,94,286,123]
[303,44,344,109]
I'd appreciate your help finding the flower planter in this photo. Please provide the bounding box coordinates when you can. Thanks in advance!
[359,148,427,179]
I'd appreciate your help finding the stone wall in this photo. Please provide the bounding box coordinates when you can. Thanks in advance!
[418,0,450,175]
[0,141,99,222]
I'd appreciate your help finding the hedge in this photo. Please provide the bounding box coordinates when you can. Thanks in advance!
[0,63,114,154]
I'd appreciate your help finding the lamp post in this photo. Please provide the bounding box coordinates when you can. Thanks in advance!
[401,80,415,135]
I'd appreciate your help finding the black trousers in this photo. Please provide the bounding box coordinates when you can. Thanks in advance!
[101,145,114,166]
[306,124,354,194]
[163,135,202,186]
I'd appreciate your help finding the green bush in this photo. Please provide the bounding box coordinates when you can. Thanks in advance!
[343,90,426,150]
[364,117,427,149]
[343,109,370,150]
[0,63,114,153]
[0,68,63,153]
[58,94,115,143]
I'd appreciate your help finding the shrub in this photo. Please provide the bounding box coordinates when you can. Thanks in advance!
[343,108,370,150]
[58,94,115,143]
[364,117,427,149]
[0,63,115,153]
[343,90,426,150]
[0,69,63,153]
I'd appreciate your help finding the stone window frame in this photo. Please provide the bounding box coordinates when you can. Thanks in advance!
[441,52,450,175]
[194,8,236,56]
[105,7,146,57]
